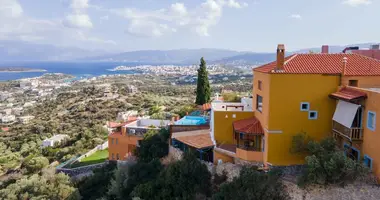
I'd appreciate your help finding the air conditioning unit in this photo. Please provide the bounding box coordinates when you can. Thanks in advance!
[129,129,136,134]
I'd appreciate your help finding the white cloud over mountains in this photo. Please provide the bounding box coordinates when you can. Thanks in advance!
[342,0,372,6]
[112,0,248,38]
[63,0,93,29]
[0,0,23,18]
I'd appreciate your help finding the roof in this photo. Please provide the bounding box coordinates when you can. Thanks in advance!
[329,87,367,101]
[108,120,136,128]
[254,53,380,76]
[172,130,213,149]
[202,103,211,111]
[233,117,264,135]
[1,127,9,132]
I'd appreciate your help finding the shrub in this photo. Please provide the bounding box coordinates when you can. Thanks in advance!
[297,137,368,187]
[212,167,289,200]
[134,128,169,162]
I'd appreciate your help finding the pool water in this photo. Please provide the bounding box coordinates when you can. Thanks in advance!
[175,116,208,125]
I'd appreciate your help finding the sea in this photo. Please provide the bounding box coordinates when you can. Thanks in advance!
[0,61,154,81]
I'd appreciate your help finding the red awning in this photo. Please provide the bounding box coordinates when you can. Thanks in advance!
[233,117,264,135]
[329,87,367,102]
[202,103,211,111]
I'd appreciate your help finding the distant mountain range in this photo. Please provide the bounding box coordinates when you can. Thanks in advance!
[0,40,107,62]
[0,40,378,65]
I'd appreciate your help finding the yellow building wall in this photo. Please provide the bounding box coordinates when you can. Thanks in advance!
[355,88,380,179]
[213,111,255,145]
[266,74,340,165]
[342,76,380,88]
[252,71,272,165]
[213,150,234,164]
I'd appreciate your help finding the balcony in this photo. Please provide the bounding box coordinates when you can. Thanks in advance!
[236,146,263,162]
[332,121,363,141]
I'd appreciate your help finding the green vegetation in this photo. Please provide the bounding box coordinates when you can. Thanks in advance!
[196,57,211,105]
[135,128,170,162]
[222,92,242,102]
[0,168,80,200]
[291,134,368,187]
[70,149,108,168]
[212,167,290,200]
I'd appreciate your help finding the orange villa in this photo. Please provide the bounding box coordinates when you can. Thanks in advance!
[108,119,171,160]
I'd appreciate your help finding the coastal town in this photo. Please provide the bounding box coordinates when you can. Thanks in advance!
[2,44,380,199]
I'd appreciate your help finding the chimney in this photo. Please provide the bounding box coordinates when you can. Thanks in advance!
[370,44,380,50]
[276,44,285,71]
[341,57,348,86]
[322,45,329,54]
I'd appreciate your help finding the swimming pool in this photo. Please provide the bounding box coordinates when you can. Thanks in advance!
[174,116,208,125]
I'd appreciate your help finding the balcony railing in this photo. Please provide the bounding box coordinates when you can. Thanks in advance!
[237,144,263,152]
[332,121,363,141]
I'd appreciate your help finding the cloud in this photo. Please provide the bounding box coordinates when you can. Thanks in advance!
[289,14,302,20]
[342,0,372,6]
[63,14,93,28]
[110,0,247,37]
[75,31,116,45]
[126,19,176,37]
[0,0,23,18]
[100,15,109,20]
[171,3,187,16]
[70,0,89,11]
[63,0,93,29]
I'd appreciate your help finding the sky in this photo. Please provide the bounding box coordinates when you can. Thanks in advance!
[0,0,379,52]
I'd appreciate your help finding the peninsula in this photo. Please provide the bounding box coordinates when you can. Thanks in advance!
[0,67,47,73]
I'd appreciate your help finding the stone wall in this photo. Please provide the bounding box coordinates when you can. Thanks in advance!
[56,162,106,177]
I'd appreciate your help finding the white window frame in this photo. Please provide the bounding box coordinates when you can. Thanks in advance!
[308,110,318,120]
[300,102,310,111]
[367,111,376,131]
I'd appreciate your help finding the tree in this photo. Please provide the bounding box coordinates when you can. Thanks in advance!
[295,137,368,187]
[0,168,80,200]
[23,156,49,174]
[77,163,117,200]
[131,152,212,200]
[212,167,290,200]
[195,57,211,105]
[134,128,170,162]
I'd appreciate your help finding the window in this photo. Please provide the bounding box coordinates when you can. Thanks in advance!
[300,102,310,111]
[116,153,120,160]
[258,80,262,90]
[111,138,114,144]
[367,111,376,131]
[116,138,118,145]
[308,111,318,120]
[239,132,244,140]
[112,153,114,160]
[256,95,263,112]
[349,80,358,87]
[364,155,373,170]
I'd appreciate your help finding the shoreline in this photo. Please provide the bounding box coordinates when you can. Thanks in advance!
[0,70,47,73]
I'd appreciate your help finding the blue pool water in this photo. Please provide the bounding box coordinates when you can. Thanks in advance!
[175,116,208,125]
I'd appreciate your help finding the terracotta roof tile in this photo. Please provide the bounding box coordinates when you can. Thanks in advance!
[329,87,367,101]
[233,117,264,135]
[175,134,213,149]
[202,103,211,111]
[254,53,380,76]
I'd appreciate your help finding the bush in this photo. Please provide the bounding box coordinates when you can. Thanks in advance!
[297,137,368,187]
[131,151,212,200]
[23,156,49,174]
[134,128,169,162]
[212,167,289,200]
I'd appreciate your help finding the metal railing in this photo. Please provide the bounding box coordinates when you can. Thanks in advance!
[332,121,363,141]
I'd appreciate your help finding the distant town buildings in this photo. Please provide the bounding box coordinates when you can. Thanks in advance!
[18,115,35,124]
[42,134,69,148]
[1,115,16,124]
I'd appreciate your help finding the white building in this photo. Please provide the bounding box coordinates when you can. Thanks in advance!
[18,115,35,124]
[0,92,11,101]
[24,101,36,107]
[12,107,24,115]
[125,119,171,136]
[19,80,32,88]
[2,109,12,115]
[1,115,16,123]
[126,85,138,94]
[42,134,69,148]
[117,110,139,121]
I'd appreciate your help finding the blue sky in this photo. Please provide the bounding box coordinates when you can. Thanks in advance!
[0,0,379,52]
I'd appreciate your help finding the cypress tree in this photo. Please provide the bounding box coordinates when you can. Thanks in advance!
[195,57,211,105]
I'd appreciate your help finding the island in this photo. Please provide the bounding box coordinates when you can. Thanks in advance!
[0,67,47,73]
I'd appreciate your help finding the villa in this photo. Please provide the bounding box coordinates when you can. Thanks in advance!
[108,119,171,161]
[207,44,380,180]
